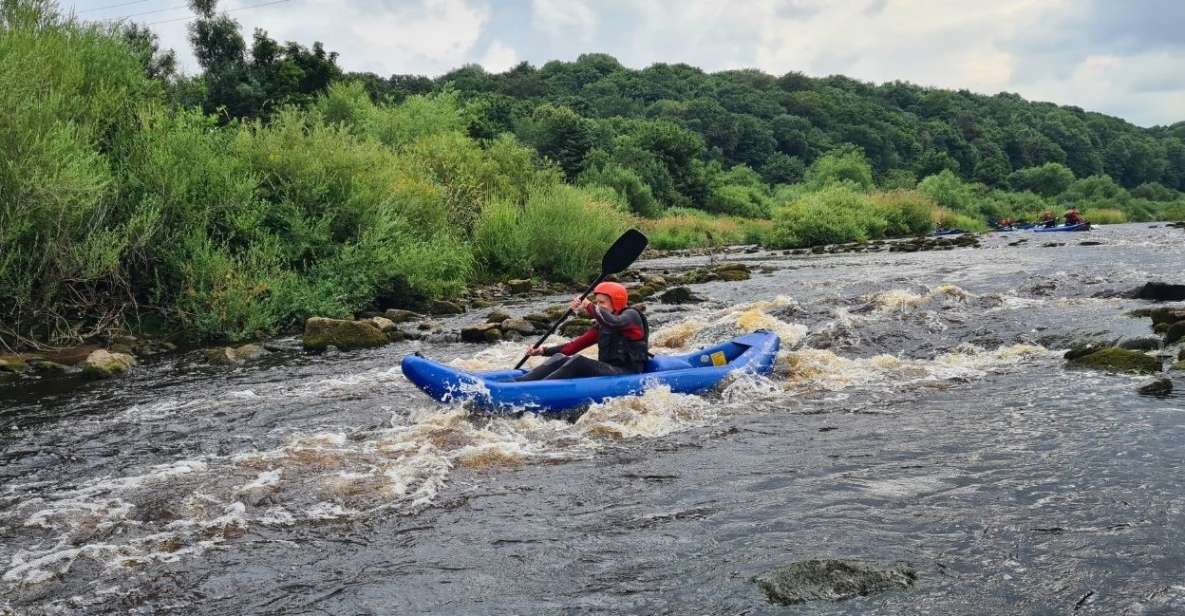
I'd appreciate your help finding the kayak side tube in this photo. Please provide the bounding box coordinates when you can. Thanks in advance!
[400,330,781,413]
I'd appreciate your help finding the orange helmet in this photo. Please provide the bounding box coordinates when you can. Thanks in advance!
[592,281,629,312]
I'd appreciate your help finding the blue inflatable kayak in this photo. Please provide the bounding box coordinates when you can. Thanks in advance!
[1032,223,1091,232]
[401,330,781,413]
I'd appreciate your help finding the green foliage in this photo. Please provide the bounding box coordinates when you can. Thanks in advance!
[1081,208,1127,224]
[767,186,887,248]
[918,170,975,213]
[870,191,937,236]
[804,147,875,190]
[644,209,772,249]
[936,211,989,233]
[473,185,627,282]
[1008,162,1075,197]
[578,162,662,217]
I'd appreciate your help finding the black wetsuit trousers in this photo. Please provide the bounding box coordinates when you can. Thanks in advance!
[515,354,627,381]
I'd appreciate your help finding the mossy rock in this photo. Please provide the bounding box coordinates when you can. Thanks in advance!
[1165,321,1185,345]
[1172,361,1184,371]
[82,350,136,379]
[383,308,423,323]
[753,559,916,606]
[523,313,552,326]
[1138,378,1173,396]
[427,300,465,315]
[1118,337,1163,352]
[1066,347,1162,374]
[1149,308,1185,327]
[560,318,593,337]
[506,279,533,294]
[461,323,502,343]
[303,317,388,351]
[658,286,704,304]
[715,269,751,282]
[628,285,656,304]
[485,310,512,324]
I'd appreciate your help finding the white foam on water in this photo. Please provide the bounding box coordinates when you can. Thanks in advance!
[869,284,973,314]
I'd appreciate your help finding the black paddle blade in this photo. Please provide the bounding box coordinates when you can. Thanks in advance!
[601,229,649,275]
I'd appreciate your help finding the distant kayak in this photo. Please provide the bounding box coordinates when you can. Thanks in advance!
[1032,223,1091,233]
[401,330,781,413]
[930,228,967,236]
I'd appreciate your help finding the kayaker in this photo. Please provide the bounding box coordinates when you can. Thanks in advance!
[1039,210,1057,228]
[1064,207,1085,225]
[516,282,650,381]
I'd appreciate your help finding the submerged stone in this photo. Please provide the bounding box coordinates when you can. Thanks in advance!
[753,559,916,606]
[1138,378,1173,396]
[1066,347,1162,374]
[1165,322,1185,345]
[1134,282,1185,302]
[1118,337,1162,352]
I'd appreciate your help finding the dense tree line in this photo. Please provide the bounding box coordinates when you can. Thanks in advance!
[163,3,1185,220]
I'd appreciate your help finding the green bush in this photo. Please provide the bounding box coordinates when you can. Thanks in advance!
[804,146,875,191]
[871,190,937,236]
[766,186,886,248]
[936,210,989,232]
[918,170,975,213]
[472,185,627,282]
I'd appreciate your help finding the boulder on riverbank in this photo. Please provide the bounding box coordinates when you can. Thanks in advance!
[82,349,136,379]
[1065,347,1162,374]
[753,559,916,606]
[303,317,388,351]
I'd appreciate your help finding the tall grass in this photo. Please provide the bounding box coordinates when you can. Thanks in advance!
[473,185,627,282]
[643,209,772,249]
[1081,208,1127,225]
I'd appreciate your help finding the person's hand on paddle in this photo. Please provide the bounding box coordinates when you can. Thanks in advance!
[569,296,591,312]
[525,345,546,357]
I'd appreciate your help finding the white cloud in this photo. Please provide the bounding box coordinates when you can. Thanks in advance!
[531,0,596,42]
[480,40,519,73]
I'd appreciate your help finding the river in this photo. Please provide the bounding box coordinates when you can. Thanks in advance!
[2,223,1183,615]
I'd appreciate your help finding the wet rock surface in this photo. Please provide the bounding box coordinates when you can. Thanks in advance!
[81,349,136,379]
[302,317,389,351]
[1065,347,1162,374]
[753,560,916,605]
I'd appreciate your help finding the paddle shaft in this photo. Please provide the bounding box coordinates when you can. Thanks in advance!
[513,274,606,370]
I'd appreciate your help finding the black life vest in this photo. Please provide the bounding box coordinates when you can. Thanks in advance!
[597,307,650,373]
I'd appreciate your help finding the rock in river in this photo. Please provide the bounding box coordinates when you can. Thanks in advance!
[1133,282,1185,302]
[303,317,388,351]
[82,349,136,379]
[753,559,916,605]
[1065,347,1162,374]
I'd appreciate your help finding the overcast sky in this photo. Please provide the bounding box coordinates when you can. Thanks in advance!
[70,0,1185,127]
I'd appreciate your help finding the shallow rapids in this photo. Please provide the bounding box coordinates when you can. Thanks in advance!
[2,223,1184,614]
